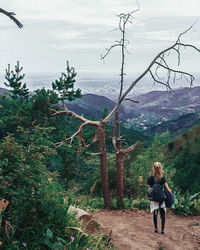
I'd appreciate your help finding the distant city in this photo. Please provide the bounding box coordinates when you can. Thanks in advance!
[0,72,200,100]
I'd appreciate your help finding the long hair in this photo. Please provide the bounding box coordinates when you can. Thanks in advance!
[152,162,163,181]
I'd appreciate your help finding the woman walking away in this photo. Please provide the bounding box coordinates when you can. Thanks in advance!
[147,162,172,235]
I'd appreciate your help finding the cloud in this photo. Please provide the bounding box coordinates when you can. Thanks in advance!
[139,0,200,18]
[0,0,199,78]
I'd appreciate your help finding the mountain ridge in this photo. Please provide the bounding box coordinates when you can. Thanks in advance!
[1,86,200,134]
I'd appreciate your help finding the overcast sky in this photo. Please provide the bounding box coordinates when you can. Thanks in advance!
[0,0,200,86]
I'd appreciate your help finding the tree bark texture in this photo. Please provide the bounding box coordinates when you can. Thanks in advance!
[114,110,125,207]
[116,152,125,207]
[97,122,113,209]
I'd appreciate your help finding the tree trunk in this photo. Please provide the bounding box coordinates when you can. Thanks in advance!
[97,122,113,209]
[116,151,125,207]
[114,110,125,207]
[115,141,141,206]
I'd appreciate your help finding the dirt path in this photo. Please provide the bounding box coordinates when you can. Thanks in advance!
[93,210,200,250]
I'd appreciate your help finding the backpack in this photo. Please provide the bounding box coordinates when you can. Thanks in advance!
[152,181,165,203]
[164,187,174,208]
[147,187,154,201]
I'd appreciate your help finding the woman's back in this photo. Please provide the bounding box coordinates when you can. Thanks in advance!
[147,175,166,188]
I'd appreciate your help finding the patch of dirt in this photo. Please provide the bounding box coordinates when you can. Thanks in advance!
[93,209,200,250]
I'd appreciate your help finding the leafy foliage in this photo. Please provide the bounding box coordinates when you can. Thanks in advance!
[0,59,200,250]
[166,125,200,194]
[0,61,111,249]
[0,134,73,248]
[132,199,149,210]
[173,191,200,215]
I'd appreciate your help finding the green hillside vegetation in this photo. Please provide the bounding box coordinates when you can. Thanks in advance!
[0,62,199,248]
[166,125,200,194]
[71,128,200,215]
[0,63,114,249]
[146,112,200,135]
[125,127,200,215]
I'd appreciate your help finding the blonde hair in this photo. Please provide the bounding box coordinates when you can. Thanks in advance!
[152,162,163,181]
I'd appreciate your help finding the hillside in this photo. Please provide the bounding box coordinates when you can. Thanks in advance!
[129,86,200,114]
[126,86,200,130]
[164,124,200,194]
[66,87,200,135]
[2,86,200,135]
[66,93,139,121]
[66,94,116,119]
[146,112,200,135]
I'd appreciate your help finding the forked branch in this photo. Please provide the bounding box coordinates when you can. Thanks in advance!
[50,107,99,126]
[121,141,141,155]
[51,104,99,148]
[54,121,98,148]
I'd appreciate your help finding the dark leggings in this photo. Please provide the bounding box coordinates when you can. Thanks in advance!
[153,208,165,231]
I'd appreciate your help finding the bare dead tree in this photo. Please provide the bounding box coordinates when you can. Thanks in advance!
[51,102,113,209]
[50,19,199,209]
[101,9,142,206]
[102,22,199,207]
[0,8,23,28]
[103,24,200,122]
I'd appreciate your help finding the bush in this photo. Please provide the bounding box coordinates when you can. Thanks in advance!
[173,191,200,216]
[0,136,111,249]
[0,135,74,248]
[73,195,105,212]
[132,199,149,210]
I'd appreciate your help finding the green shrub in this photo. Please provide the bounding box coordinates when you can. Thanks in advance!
[173,191,200,215]
[0,136,111,249]
[0,135,73,248]
[132,199,149,210]
[75,196,105,211]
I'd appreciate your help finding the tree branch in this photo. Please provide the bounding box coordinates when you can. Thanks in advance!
[101,43,123,61]
[79,131,99,149]
[84,152,103,156]
[122,98,139,103]
[176,23,195,43]
[50,107,99,126]
[105,26,200,123]
[54,121,91,148]
[0,8,23,28]
[154,61,195,85]
[121,141,141,155]
[149,70,174,92]
[176,42,200,52]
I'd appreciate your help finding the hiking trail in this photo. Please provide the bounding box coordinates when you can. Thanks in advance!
[93,209,200,250]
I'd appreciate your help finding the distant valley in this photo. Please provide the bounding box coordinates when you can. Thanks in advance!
[66,86,200,135]
[1,86,200,135]
[125,86,200,130]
